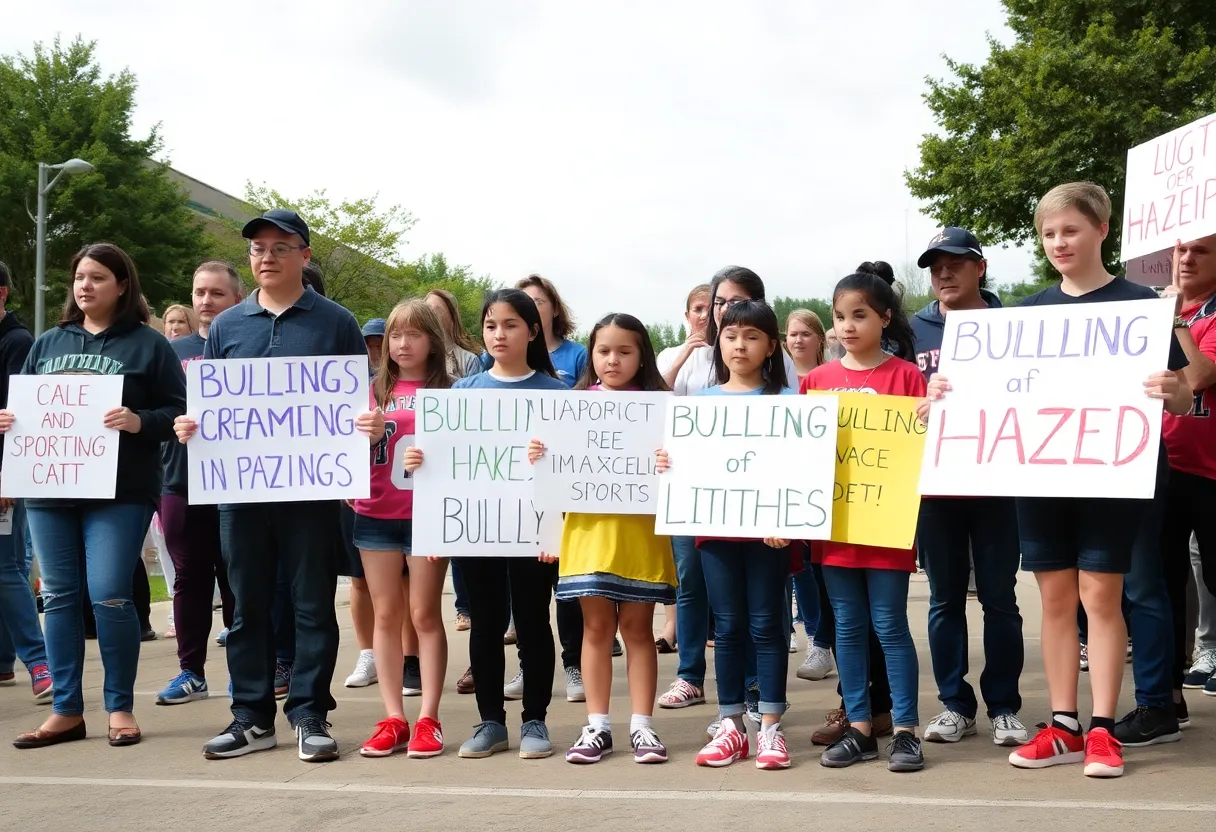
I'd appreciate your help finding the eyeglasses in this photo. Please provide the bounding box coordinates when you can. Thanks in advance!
[713,297,751,309]
[249,242,307,258]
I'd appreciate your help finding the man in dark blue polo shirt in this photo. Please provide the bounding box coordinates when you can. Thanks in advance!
[174,210,382,762]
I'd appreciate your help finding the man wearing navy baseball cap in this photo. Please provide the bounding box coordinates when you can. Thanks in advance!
[362,318,386,370]
[910,226,1027,748]
[174,208,385,764]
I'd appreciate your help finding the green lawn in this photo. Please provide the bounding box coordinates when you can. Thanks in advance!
[149,574,170,604]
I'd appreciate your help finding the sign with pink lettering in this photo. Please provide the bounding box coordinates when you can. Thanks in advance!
[1121,112,1216,263]
[1,375,124,498]
[918,297,1173,499]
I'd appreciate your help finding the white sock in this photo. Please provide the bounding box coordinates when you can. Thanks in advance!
[629,714,652,734]
[589,713,611,733]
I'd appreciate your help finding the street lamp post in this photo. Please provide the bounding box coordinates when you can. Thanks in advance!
[34,158,94,338]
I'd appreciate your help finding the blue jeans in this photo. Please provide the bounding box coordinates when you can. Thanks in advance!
[1125,491,1172,708]
[29,500,154,715]
[451,559,469,616]
[673,535,709,686]
[823,565,920,728]
[0,502,47,673]
[918,498,1024,718]
[701,540,789,716]
[790,548,819,634]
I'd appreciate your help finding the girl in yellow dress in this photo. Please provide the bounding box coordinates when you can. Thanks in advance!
[527,314,676,764]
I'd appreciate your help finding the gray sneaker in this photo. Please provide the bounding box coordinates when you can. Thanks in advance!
[519,719,554,759]
[294,715,338,762]
[504,669,524,701]
[458,721,509,759]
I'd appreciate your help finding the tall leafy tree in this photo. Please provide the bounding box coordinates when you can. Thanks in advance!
[906,1,1216,273]
[0,37,207,327]
[772,296,833,330]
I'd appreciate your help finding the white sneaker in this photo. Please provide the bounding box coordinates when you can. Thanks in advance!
[504,669,524,701]
[924,709,977,743]
[796,645,836,681]
[991,713,1030,747]
[565,666,585,702]
[789,633,798,653]
[343,649,377,688]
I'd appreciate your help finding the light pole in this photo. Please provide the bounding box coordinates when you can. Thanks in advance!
[34,158,94,338]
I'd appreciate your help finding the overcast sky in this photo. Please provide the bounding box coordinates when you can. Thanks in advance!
[5,0,1032,328]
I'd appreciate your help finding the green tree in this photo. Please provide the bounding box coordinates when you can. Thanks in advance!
[395,252,495,345]
[646,322,685,353]
[906,1,1216,274]
[772,296,833,330]
[0,37,208,328]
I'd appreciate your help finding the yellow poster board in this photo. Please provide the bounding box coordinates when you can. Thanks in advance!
[809,391,926,549]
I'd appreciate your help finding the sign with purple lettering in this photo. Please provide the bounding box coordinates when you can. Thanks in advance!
[1121,111,1216,264]
[918,297,1173,499]
[185,355,371,504]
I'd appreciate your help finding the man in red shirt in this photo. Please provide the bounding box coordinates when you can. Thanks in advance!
[1162,234,1216,709]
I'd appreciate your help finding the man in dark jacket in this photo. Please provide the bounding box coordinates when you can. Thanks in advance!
[911,228,1027,747]
[0,261,50,701]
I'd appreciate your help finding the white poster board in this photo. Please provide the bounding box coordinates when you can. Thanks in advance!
[655,395,838,539]
[918,297,1174,498]
[412,389,563,556]
[1121,111,1216,264]
[1,375,123,499]
[185,355,371,504]
[532,391,668,514]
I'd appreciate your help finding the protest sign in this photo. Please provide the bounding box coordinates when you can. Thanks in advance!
[532,391,668,514]
[1,375,123,499]
[186,355,371,504]
[918,297,1173,498]
[412,389,563,556]
[1121,111,1216,263]
[811,392,925,550]
[655,395,837,539]
[1126,249,1174,287]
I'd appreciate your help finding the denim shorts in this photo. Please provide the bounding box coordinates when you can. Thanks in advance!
[352,514,413,556]
[1016,496,1148,574]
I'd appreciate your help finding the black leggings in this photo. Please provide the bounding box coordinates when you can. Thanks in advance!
[461,557,557,725]
[1164,469,1216,691]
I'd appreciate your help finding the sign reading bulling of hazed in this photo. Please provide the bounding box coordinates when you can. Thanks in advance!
[654,395,838,539]
[1,375,124,499]
[411,389,563,557]
[185,355,371,504]
[919,297,1173,499]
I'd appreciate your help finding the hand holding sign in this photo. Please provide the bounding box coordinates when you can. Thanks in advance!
[103,407,142,433]
[174,414,197,445]
[1161,239,1185,315]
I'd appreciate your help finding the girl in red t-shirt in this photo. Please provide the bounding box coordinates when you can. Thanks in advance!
[801,272,928,773]
[355,300,453,759]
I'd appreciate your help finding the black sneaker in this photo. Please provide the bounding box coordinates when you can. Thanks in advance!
[1112,705,1181,748]
[887,731,925,772]
[612,637,623,657]
[820,726,878,768]
[1175,696,1190,730]
[274,661,292,700]
[294,714,338,762]
[203,719,276,759]
[402,655,422,697]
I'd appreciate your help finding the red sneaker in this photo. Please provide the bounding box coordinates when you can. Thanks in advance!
[30,664,52,701]
[755,723,790,770]
[696,717,749,767]
[1083,727,1124,778]
[407,716,444,758]
[1008,724,1084,769]
[360,717,410,758]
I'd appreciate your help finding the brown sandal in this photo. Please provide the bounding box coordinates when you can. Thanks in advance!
[108,725,142,747]
[13,720,87,749]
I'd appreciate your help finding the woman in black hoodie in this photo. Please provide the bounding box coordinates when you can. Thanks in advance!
[7,243,186,749]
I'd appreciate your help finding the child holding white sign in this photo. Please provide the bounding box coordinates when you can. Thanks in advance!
[656,301,799,771]
[527,313,677,765]
[803,270,927,774]
[927,182,1192,779]
[404,288,568,761]
[355,300,452,759]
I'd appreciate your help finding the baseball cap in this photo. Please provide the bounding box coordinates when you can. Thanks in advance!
[241,209,311,247]
[917,227,984,268]
[362,318,386,338]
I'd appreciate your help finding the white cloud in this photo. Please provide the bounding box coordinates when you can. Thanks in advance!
[3,0,1033,328]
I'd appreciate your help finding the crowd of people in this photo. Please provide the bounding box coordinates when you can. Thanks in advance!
[0,180,1213,781]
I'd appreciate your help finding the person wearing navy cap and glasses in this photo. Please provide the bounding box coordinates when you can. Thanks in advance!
[173,209,385,763]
